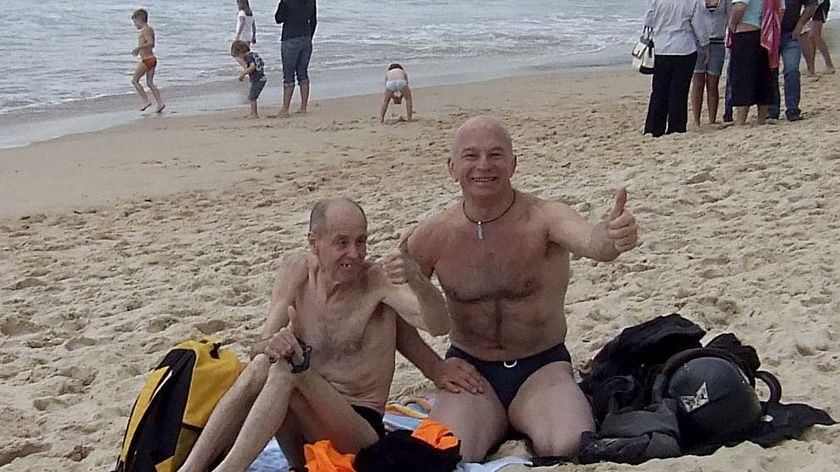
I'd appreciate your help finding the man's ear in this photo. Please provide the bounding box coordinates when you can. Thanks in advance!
[447,157,457,182]
[307,232,319,255]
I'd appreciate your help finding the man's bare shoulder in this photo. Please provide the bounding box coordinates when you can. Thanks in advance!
[411,202,460,243]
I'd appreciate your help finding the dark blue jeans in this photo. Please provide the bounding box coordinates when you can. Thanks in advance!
[281,35,313,87]
[768,32,803,119]
[723,56,734,122]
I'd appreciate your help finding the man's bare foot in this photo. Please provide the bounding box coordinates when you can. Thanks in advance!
[140,102,152,112]
[247,114,259,119]
[295,108,307,114]
[279,109,290,118]
[825,67,836,75]
[155,104,166,113]
[807,70,818,77]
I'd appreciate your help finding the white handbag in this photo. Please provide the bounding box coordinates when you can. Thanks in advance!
[631,26,655,75]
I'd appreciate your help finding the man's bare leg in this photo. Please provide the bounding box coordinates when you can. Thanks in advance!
[431,388,508,462]
[280,86,294,118]
[297,82,310,113]
[706,75,720,124]
[179,355,270,472]
[812,22,836,74]
[132,63,151,111]
[284,367,381,453]
[146,67,165,113]
[803,32,818,76]
[403,87,413,122]
[756,105,769,125]
[213,361,296,472]
[735,105,750,125]
[690,73,705,127]
[379,89,392,123]
[509,363,595,458]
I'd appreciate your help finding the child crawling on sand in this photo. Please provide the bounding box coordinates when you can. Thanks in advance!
[379,63,413,123]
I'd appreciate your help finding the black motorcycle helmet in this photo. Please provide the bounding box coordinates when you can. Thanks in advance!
[664,353,763,446]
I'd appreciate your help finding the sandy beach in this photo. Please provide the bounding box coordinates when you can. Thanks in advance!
[2,42,840,472]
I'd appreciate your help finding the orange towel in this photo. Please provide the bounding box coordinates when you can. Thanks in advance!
[303,440,356,472]
[411,419,460,450]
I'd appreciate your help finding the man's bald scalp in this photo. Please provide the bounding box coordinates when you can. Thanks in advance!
[309,198,367,235]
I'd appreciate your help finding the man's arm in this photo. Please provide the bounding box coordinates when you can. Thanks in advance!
[236,15,245,41]
[380,246,451,336]
[730,1,748,31]
[395,317,483,394]
[275,1,286,24]
[795,4,819,38]
[252,21,257,43]
[546,188,637,262]
[250,250,310,359]
[310,0,317,36]
[691,0,711,47]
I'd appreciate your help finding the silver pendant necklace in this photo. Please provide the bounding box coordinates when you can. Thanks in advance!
[462,190,516,241]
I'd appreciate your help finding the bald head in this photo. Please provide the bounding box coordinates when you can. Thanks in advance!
[309,198,367,236]
[452,115,513,158]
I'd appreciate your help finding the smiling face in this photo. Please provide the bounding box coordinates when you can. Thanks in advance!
[448,116,516,198]
[308,200,368,284]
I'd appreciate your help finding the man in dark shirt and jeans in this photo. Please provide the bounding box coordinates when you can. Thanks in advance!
[275,0,317,117]
[769,0,818,121]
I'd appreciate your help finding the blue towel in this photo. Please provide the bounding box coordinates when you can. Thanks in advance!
[247,439,289,472]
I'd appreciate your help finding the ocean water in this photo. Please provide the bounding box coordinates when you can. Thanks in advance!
[0,0,648,114]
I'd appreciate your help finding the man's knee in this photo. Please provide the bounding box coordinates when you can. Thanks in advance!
[242,354,271,395]
[530,429,585,458]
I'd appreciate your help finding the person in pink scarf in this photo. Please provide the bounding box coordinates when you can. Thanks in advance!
[729,0,777,125]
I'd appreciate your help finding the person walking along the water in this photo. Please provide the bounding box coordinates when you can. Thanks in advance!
[275,0,317,117]
[235,0,257,45]
[130,8,165,113]
[643,0,710,137]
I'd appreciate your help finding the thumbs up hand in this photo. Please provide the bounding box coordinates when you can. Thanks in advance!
[381,229,421,285]
[607,187,638,254]
[266,305,304,364]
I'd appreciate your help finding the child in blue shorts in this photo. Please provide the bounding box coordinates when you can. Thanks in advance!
[231,40,267,118]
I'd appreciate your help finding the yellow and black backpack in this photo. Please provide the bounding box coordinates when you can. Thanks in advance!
[114,337,243,472]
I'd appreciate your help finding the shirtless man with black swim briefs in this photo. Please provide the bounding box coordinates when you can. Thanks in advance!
[179,198,469,472]
[405,115,639,461]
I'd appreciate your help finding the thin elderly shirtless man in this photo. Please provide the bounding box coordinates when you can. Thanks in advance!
[179,198,461,472]
[405,116,639,461]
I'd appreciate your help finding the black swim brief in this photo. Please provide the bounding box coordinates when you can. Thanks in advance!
[445,343,572,409]
[352,405,386,439]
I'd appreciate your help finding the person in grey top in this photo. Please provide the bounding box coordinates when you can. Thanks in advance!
[690,0,730,126]
[643,0,710,137]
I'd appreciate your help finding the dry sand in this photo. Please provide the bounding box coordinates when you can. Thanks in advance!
[2,52,840,471]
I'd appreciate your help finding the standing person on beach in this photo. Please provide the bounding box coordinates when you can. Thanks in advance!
[643,0,710,137]
[729,0,777,125]
[690,0,730,126]
[275,0,317,117]
[130,8,165,113]
[178,198,472,472]
[231,40,267,119]
[235,0,257,45]
[404,116,638,461]
[768,0,818,121]
[802,0,836,75]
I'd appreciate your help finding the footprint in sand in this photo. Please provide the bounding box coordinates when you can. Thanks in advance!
[0,440,50,467]
[194,319,231,335]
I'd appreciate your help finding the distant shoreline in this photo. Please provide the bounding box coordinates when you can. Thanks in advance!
[0,45,630,150]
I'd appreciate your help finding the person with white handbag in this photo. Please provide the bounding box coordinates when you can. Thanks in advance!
[642,0,710,137]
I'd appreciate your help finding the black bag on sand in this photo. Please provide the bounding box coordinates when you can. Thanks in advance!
[578,314,836,465]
